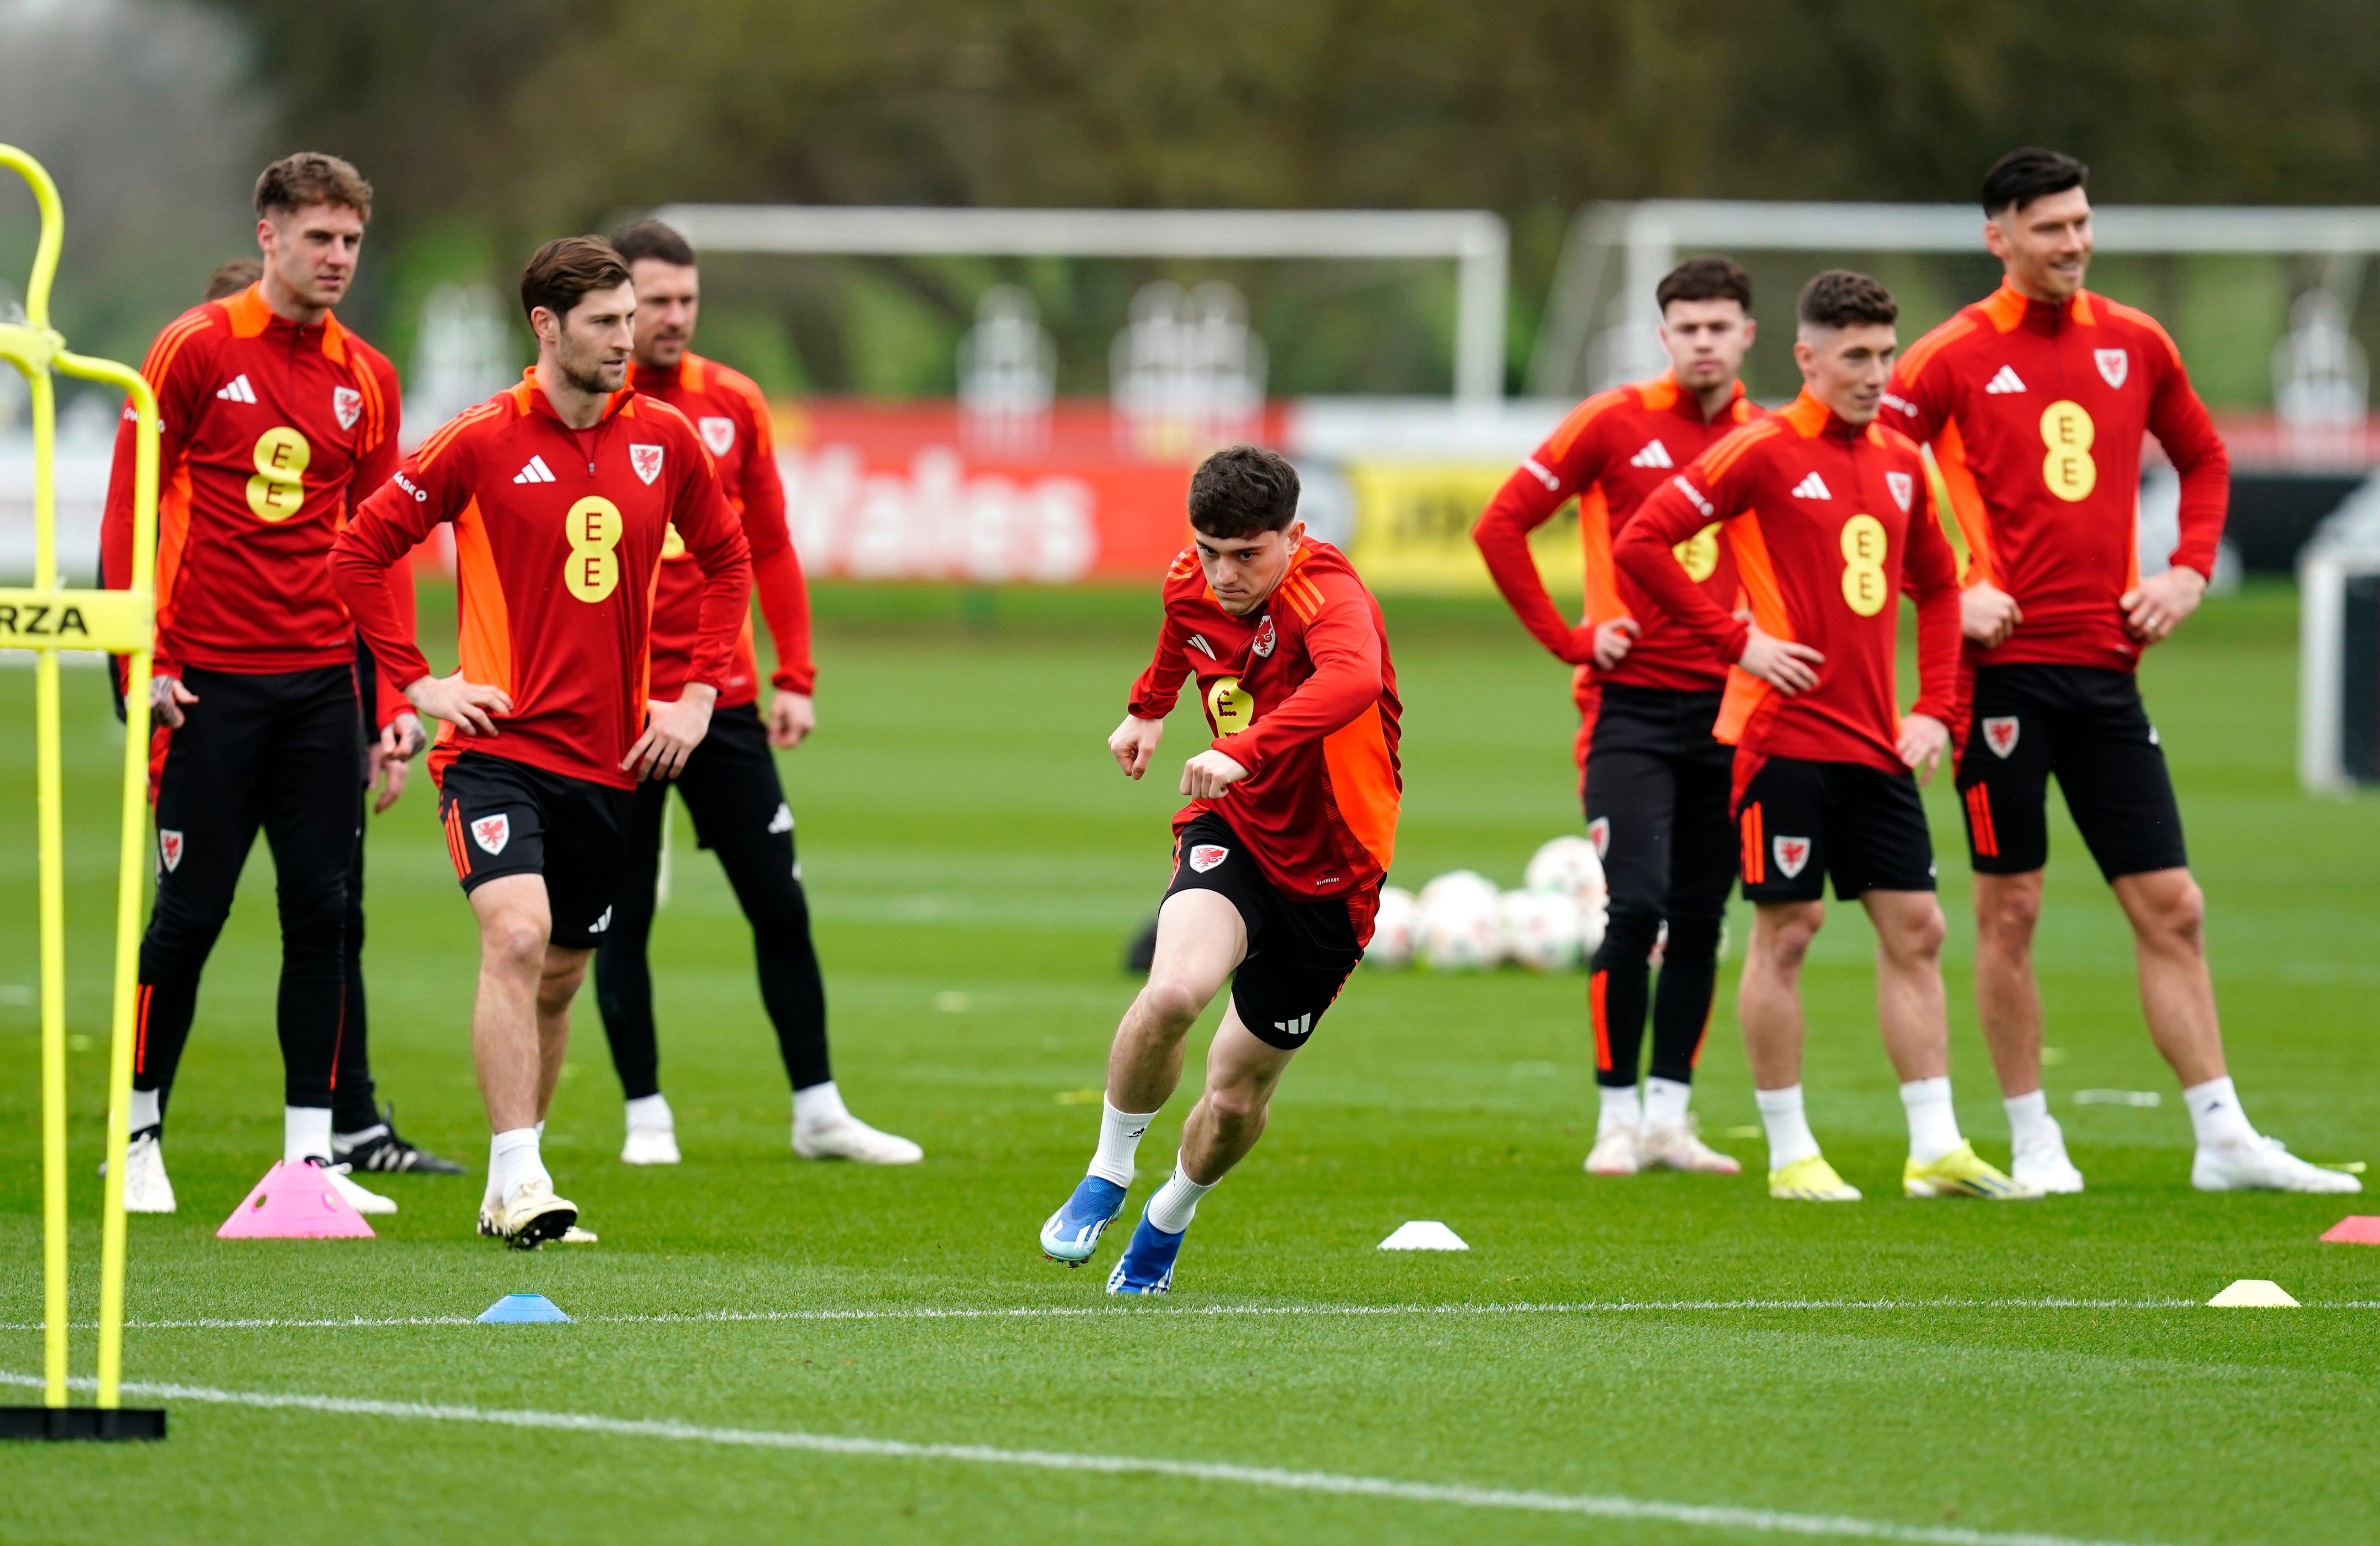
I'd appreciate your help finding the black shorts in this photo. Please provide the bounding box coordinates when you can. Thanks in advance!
[1161,811,1369,1052]
[437,750,633,950]
[1583,685,1737,922]
[1736,756,1936,903]
[1955,664,2187,881]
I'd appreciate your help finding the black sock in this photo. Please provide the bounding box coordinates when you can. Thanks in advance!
[1590,908,1663,1088]
[1647,913,1723,1085]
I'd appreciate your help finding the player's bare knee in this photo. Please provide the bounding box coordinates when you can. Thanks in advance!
[537,957,589,1014]
[1135,976,1209,1035]
[1975,879,2043,949]
[1754,903,1824,968]
[1884,903,1947,966]
[479,912,548,974]
[2127,871,2205,951]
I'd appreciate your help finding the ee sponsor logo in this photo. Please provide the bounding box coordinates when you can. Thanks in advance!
[1838,513,1889,617]
[1672,521,1720,583]
[246,425,310,522]
[564,495,625,602]
[2040,400,2097,501]
[1205,674,1254,736]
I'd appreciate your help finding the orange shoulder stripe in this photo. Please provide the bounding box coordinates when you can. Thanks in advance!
[1542,386,1634,462]
[1696,418,1784,483]
[414,399,507,469]
[1894,314,1978,383]
[140,311,215,390]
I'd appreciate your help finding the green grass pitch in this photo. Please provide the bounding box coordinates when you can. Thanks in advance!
[1,579,2374,1543]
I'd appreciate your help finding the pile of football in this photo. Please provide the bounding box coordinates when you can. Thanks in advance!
[1364,836,1610,974]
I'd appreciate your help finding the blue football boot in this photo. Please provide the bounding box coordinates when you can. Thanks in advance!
[1039,1174,1128,1265]
[1104,1204,1185,1295]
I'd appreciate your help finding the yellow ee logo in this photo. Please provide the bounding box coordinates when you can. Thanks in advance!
[564,496,625,603]
[1205,675,1254,736]
[660,522,686,560]
[1673,522,1720,583]
[1838,513,1890,617]
[245,426,311,522]
[2040,400,2096,501]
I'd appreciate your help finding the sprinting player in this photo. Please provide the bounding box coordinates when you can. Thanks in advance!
[1038,446,1400,1292]
[1474,256,1761,1177]
[590,220,917,1167]
[1621,270,2030,1202]
[1888,148,2356,1195]
[99,154,411,1215]
[331,237,754,1247]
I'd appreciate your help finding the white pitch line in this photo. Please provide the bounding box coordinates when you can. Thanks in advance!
[0,1369,2162,1546]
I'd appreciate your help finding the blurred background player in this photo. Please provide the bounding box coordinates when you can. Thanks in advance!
[1474,257,1762,1178]
[331,238,754,1247]
[99,155,415,1216]
[1622,271,2031,1203]
[1889,150,2357,1197]
[1039,447,1401,1292]
[592,220,917,1166]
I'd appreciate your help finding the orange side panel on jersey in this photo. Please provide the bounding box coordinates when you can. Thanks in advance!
[151,462,196,639]
[1930,419,1997,587]
[1740,801,1766,884]
[451,497,514,697]
[1320,705,1400,871]
[1712,508,1787,745]
[1577,487,1624,626]
[1590,971,1613,1072]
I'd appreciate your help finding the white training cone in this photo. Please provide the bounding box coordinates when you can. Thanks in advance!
[1378,1220,1468,1251]
[2207,1279,2299,1307]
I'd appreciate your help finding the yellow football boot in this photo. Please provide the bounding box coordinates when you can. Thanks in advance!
[1903,1141,2041,1199]
[1768,1153,1861,1201]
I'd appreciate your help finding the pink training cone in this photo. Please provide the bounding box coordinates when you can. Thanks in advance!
[2319,1215,2380,1245]
[216,1161,375,1240]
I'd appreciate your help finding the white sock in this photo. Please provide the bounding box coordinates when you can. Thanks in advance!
[793,1080,848,1131]
[2182,1075,2258,1148]
[626,1092,674,1132]
[284,1105,332,1166]
[1755,1085,1820,1170]
[129,1087,161,1133]
[1597,1083,1642,1132]
[1643,1076,1692,1133]
[492,1127,549,1198]
[1900,1076,1963,1165]
[1088,1097,1159,1188]
[1145,1155,1215,1234]
[2004,1089,2058,1152]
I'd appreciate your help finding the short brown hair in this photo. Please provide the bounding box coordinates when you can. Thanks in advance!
[611,220,697,269]
[204,258,263,303]
[1188,445,1301,538]
[1657,257,1751,314]
[1982,147,2088,217]
[520,237,632,324]
[1797,269,1897,331]
[254,153,372,222]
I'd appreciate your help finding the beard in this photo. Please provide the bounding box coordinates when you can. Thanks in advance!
[555,342,624,398]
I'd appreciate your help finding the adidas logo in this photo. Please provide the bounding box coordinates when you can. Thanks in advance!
[214,374,257,403]
[1985,365,2027,394]
[1789,471,1832,501]
[512,455,557,485]
[1272,1013,1313,1040]
[1186,634,1216,659]
[1627,439,1673,469]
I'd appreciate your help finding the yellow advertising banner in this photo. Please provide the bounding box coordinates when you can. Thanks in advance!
[1340,462,1582,597]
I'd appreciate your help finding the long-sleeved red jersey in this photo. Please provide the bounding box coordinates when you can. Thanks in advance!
[329,371,753,791]
[100,282,401,681]
[624,352,813,703]
[1620,392,1962,783]
[1128,539,1401,901]
[1886,281,2229,671]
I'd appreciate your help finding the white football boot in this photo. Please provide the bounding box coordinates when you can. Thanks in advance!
[1641,1117,1742,1175]
[621,1123,681,1166]
[795,1112,924,1165]
[119,1130,177,1214]
[2193,1135,2363,1193]
[493,1177,579,1249]
[1583,1121,1642,1176]
[317,1159,397,1215]
[2010,1120,2087,1195]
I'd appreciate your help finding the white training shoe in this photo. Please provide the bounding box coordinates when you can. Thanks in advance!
[320,1161,397,1215]
[794,1113,924,1165]
[1583,1123,1642,1176]
[493,1177,579,1249]
[2193,1135,2364,1194]
[1641,1119,1742,1175]
[120,1130,176,1214]
[621,1124,681,1166]
[2012,1131,2087,1194]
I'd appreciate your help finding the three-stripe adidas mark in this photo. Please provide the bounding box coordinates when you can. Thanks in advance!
[513,456,557,484]
[1272,1013,1312,1040]
[1186,634,1216,659]
[1789,471,1832,500]
[1984,365,2026,394]
[215,374,257,403]
[1627,439,1673,469]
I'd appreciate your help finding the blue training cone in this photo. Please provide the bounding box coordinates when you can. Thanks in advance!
[477,1293,571,1324]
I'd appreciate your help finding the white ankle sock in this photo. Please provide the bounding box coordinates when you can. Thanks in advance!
[793,1080,848,1131]
[284,1105,332,1166]
[492,1127,548,1198]
[1643,1076,1692,1132]
[1900,1076,1962,1164]
[1755,1085,1820,1169]
[626,1092,674,1132]
[129,1087,161,1133]
[1089,1098,1158,1188]
[1145,1155,1214,1234]
[1597,1083,1642,1132]
[2182,1075,2257,1148]
[2004,1089,2058,1152]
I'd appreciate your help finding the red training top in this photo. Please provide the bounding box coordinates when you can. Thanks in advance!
[624,352,813,703]
[1127,539,1402,903]
[100,282,401,681]
[1887,281,2229,671]
[330,371,753,791]
[1620,391,1962,783]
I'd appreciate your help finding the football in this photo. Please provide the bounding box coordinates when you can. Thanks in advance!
[1416,870,1503,971]
[1363,885,1418,970]
[1498,889,1581,972]
[1525,834,1608,909]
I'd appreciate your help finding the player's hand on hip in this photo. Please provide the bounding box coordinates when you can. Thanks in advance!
[148,674,198,729]
[1579,617,1638,670]
[1737,625,1824,695]
[405,673,511,738]
[1898,712,1950,784]
[768,690,816,750]
[1110,714,1164,780]
[1961,582,2022,647]
[625,683,718,781]
[2120,566,2207,643]
[1179,749,1250,799]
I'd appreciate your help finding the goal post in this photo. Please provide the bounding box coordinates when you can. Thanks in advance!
[0,143,164,1436]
